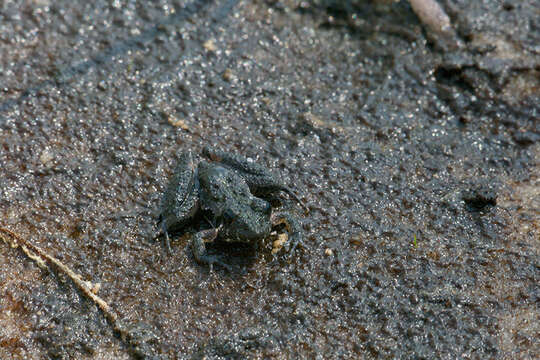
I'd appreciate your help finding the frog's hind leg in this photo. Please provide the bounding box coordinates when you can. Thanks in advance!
[271,212,303,254]
[202,146,268,177]
[250,177,309,214]
[157,150,200,254]
[202,146,308,213]
[191,228,232,271]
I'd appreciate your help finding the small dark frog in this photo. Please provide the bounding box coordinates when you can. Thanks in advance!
[157,147,305,269]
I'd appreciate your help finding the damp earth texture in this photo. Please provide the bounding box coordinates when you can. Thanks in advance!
[0,0,538,359]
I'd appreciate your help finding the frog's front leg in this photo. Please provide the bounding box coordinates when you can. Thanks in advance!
[202,146,307,212]
[157,219,172,254]
[271,212,303,254]
[191,227,232,271]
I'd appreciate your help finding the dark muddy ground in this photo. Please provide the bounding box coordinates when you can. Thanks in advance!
[0,0,538,359]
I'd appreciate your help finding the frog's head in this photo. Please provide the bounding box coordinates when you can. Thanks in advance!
[225,195,272,242]
[198,161,229,205]
[199,162,272,242]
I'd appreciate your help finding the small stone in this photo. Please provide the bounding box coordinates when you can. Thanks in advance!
[462,184,497,211]
[261,97,271,106]
[513,130,540,146]
[324,248,333,256]
[349,234,363,245]
[302,112,326,129]
[203,39,217,52]
[39,149,54,165]
[167,115,189,130]
[222,68,234,82]
[272,233,288,254]
[97,80,107,91]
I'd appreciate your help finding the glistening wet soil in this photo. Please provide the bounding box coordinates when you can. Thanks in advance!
[0,0,538,359]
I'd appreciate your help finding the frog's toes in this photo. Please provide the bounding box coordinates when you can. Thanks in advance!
[283,188,309,214]
[154,219,172,254]
[163,230,172,254]
[203,255,233,272]
[271,212,303,254]
[191,228,231,271]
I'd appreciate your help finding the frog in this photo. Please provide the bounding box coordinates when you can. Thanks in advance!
[156,146,305,269]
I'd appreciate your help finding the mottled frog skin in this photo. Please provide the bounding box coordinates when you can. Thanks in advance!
[157,147,304,269]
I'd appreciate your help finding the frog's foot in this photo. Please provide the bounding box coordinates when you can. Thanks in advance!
[280,187,309,215]
[271,212,303,254]
[191,228,232,271]
[154,219,172,254]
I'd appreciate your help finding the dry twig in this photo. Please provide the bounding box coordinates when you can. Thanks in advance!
[0,227,128,338]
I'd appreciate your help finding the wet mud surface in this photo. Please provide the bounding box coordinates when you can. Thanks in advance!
[0,0,538,358]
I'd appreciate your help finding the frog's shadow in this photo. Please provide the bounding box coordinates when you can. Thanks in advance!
[188,237,262,272]
[216,239,262,265]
